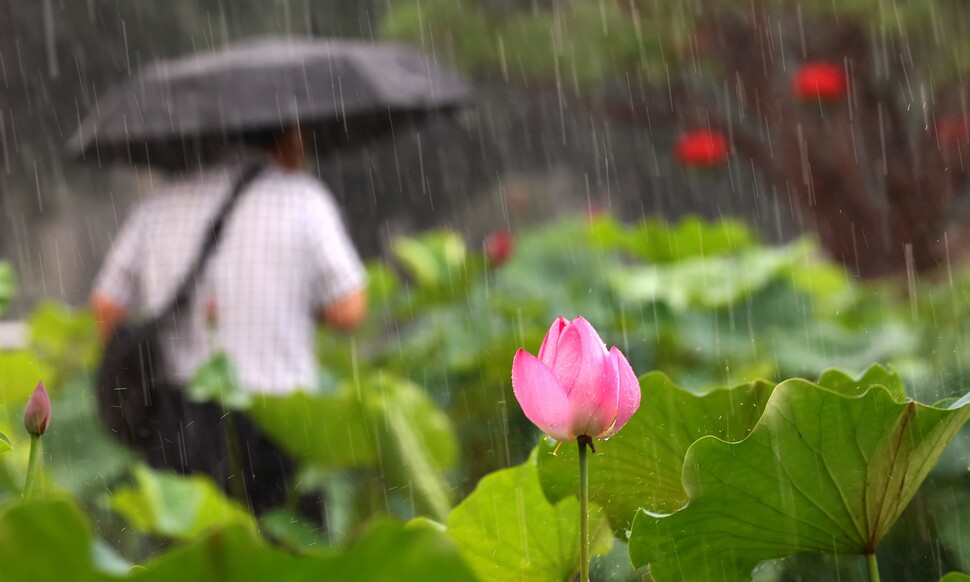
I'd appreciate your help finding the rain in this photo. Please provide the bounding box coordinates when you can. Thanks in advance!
[0,1,969,581]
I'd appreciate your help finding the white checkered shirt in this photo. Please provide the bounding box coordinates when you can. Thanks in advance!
[94,159,366,394]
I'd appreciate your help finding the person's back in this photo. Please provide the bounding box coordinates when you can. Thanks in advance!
[100,162,365,393]
[90,132,367,517]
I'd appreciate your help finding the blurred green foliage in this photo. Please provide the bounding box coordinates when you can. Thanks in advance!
[0,496,478,581]
[2,217,970,579]
[110,465,257,541]
[248,373,458,521]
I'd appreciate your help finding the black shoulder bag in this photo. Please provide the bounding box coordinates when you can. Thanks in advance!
[95,163,264,459]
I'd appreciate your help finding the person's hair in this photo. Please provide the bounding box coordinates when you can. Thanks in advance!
[238,128,288,152]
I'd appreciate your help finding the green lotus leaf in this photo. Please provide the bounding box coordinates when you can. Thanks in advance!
[588,215,756,264]
[537,373,775,532]
[27,300,100,383]
[612,242,811,310]
[131,520,477,582]
[0,497,105,581]
[816,363,906,402]
[247,374,457,520]
[392,230,467,288]
[447,453,613,582]
[247,388,376,469]
[110,464,256,540]
[187,352,252,410]
[628,380,970,581]
[0,497,475,581]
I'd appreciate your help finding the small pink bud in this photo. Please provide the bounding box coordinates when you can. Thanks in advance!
[24,381,51,437]
[485,230,514,267]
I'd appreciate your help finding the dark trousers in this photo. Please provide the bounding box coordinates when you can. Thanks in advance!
[140,385,296,516]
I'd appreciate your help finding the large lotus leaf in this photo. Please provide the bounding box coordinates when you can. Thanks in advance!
[816,364,907,401]
[0,351,54,412]
[247,374,457,519]
[130,524,322,580]
[132,520,477,582]
[647,216,756,262]
[0,499,474,581]
[366,260,402,307]
[941,574,970,582]
[0,433,9,454]
[447,453,613,582]
[379,380,455,520]
[628,381,970,581]
[588,215,756,264]
[322,520,478,581]
[246,388,377,468]
[766,321,917,379]
[355,374,457,520]
[537,373,775,532]
[27,300,100,383]
[392,230,467,288]
[0,497,106,581]
[612,242,811,310]
[110,464,256,540]
[41,375,131,499]
[187,352,252,410]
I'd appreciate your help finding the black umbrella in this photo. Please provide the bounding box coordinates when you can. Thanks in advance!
[67,36,474,169]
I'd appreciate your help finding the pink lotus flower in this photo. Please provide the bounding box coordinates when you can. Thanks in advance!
[23,381,51,437]
[512,317,641,442]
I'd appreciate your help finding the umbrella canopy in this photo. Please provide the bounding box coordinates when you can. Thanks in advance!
[67,36,473,168]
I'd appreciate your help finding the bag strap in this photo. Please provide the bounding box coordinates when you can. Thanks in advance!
[162,162,266,317]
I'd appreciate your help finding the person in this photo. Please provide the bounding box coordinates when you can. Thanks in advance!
[89,126,367,517]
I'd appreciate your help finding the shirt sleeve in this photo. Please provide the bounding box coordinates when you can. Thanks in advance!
[303,184,367,310]
[92,203,148,308]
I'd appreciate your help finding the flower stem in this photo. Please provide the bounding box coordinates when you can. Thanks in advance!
[578,435,592,582]
[224,412,247,506]
[23,435,40,498]
[866,552,880,582]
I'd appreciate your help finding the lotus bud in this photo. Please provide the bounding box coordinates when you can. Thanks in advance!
[512,317,641,444]
[24,381,51,437]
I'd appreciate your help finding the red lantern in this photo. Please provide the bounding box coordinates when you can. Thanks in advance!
[674,130,729,168]
[793,61,846,102]
[485,230,514,267]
